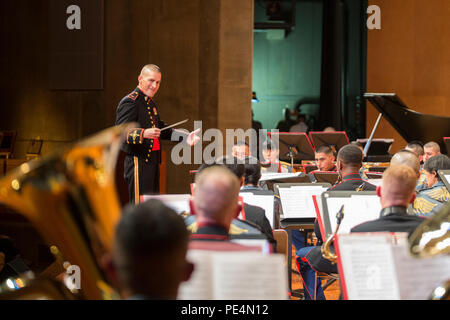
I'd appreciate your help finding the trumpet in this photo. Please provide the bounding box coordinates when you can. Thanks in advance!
[0,124,136,299]
[321,204,345,263]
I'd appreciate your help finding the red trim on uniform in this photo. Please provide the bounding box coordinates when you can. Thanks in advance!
[239,196,246,220]
[189,234,229,241]
[312,195,326,240]
[127,91,139,100]
[334,234,348,300]
[295,254,315,300]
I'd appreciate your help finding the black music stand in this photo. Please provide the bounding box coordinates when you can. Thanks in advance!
[309,131,349,154]
[268,132,315,165]
[264,175,312,191]
[313,171,339,185]
[357,138,393,162]
[303,164,318,174]
[367,166,388,173]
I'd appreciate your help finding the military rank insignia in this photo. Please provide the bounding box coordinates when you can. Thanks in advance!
[127,91,139,101]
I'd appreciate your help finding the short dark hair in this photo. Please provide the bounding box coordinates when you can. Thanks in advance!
[337,145,363,166]
[350,141,363,148]
[243,156,261,186]
[262,138,279,151]
[214,155,245,179]
[234,140,249,147]
[315,145,334,155]
[406,141,424,156]
[423,154,450,179]
[115,199,188,265]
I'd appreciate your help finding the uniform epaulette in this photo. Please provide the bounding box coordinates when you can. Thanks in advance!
[127,91,139,101]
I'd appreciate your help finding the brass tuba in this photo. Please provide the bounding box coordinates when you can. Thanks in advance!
[0,124,135,299]
[408,201,450,300]
[321,204,344,263]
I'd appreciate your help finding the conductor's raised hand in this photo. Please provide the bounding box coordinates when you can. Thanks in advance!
[143,127,161,139]
[187,128,201,146]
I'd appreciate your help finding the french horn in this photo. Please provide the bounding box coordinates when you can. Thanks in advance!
[409,201,450,300]
[0,123,135,299]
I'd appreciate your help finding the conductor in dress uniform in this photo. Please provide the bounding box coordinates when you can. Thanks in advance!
[115,64,200,203]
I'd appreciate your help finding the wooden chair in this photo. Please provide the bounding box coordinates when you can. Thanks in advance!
[273,229,288,264]
[315,271,339,300]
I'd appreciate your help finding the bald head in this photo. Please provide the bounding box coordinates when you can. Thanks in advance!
[390,149,420,177]
[192,166,240,227]
[379,165,417,208]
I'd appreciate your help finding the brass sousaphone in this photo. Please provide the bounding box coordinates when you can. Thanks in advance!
[0,124,135,299]
[409,201,450,300]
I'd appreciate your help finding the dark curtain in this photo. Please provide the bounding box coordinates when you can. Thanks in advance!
[319,0,343,131]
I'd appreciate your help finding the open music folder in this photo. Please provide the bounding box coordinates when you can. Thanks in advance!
[239,192,275,228]
[274,183,331,224]
[141,194,191,215]
[335,232,450,300]
[177,250,288,300]
[315,191,382,240]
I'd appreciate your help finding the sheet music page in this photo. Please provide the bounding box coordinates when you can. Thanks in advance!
[142,194,191,214]
[367,179,382,187]
[337,233,401,300]
[239,193,275,228]
[338,195,381,233]
[326,195,381,234]
[177,250,214,299]
[278,186,328,218]
[212,252,288,300]
[444,174,450,185]
[259,172,301,181]
[392,243,450,300]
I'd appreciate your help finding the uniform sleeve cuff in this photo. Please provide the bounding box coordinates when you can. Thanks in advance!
[126,128,144,144]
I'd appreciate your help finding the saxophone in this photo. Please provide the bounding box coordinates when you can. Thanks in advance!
[0,124,135,299]
[321,204,345,263]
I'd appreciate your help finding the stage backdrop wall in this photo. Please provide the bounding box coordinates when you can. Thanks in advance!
[366,0,450,153]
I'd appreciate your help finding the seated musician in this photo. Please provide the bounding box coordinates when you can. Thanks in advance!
[416,141,441,191]
[295,145,376,300]
[231,140,250,160]
[107,199,194,300]
[185,164,271,243]
[240,156,281,230]
[405,140,424,164]
[350,141,370,179]
[412,154,450,217]
[308,145,337,182]
[351,165,426,233]
[260,138,293,173]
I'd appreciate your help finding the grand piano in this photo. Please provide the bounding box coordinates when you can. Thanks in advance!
[364,93,450,155]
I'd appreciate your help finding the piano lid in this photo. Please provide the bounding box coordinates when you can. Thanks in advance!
[364,93,450,154]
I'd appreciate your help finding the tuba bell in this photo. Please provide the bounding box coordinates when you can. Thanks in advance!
[408,201,450,300]
[0,123,136,299]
